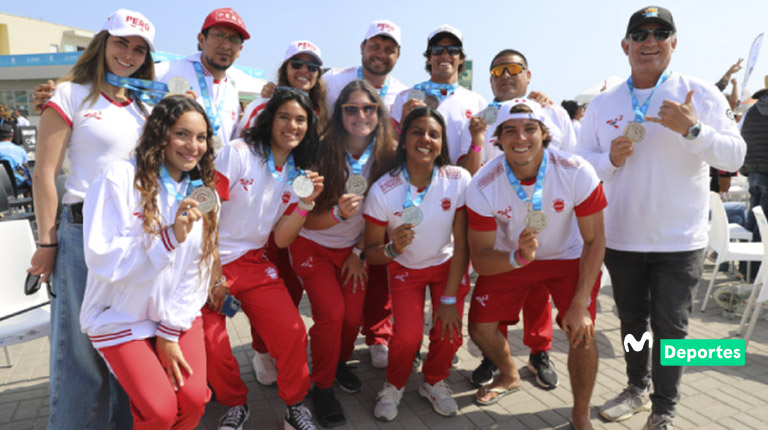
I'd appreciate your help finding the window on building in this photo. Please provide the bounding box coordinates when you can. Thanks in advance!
[49,44,59,53]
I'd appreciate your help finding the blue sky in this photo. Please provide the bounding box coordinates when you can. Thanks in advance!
[4,0,768,104]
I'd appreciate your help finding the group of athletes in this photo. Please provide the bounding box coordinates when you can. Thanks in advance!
[26,5,746,430]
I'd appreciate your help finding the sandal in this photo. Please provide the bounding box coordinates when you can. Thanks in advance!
[475,383,521,406]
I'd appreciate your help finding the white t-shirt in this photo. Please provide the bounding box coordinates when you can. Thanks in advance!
[155,53,240,146]
[391,85,486,165]
[234,97,268,138]
[44,81,146,204]
[80,158,210,347]
[364,164,471,269]
[458,101,578,166]
[578,72,746,252]
[467,149,605,260]
[215,139,299,264]
[323,67,408,113]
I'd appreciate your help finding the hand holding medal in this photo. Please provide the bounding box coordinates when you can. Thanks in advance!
[294,170,324,202]
[173,198,202,244]
[517,227,539,265]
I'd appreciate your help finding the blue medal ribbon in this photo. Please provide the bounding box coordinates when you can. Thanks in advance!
[626,70,671,123]
[504,149,548,211]
[193,62,228,136]
[402,165,437,209]
[488,99,502,109]
[267,149,304,184]
[358,67,390,100]
[160,165,202,203]
[105,72,168,104]
[414,80,459,105]
[346,141,374,176]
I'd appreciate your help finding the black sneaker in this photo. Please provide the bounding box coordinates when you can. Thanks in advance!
[285,402,317,430]
[335,362,362,394]
[470,357,497,387]
[527,351,559,389]
[218,403,249,430]
[311,387,346,428]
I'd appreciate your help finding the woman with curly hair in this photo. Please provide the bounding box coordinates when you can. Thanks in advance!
[80,95,218,429]
[287,79,396,427]
[25,9,156,428]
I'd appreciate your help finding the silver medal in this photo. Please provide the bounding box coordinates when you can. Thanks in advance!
[211,135,223,151]
[401,205,424,226]
[623,121,646,143]
[190,186,216,214]
[525,210,549,231]
[424,94,440,109]
[167,76,191,95]
[292,174,314,198]
[345,174,368,196]
[408,89,426,101]
[480,106,498,125]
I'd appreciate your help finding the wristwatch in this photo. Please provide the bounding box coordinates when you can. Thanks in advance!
[685,120,702,140]
[352,247,365,261]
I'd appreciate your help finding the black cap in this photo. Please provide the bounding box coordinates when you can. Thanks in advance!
[626,6,676,37]
[0,123,14,137]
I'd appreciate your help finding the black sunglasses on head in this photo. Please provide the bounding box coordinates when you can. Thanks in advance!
[629,28,673,42]
[289,57,321,74]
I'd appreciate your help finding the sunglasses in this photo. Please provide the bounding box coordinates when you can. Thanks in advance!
[208,32,243,45]
[490,62,526,78]
[429,45,462,56]
[289,57,321,74]
[629,28,673,43]
[341,103,378,116]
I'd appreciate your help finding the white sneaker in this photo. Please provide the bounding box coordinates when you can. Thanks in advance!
[374,382,403,422]
[252,351,277,386]
[418,380,458,417]
[370,344,389,369]
[599,385,651,422]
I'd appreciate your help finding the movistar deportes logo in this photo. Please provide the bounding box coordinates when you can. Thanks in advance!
[624,331,653,352]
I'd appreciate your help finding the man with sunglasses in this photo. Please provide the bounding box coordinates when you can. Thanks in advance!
[155,8,248,148]
[391,25,486,165]
[578,7,745,429]
[324,20,408,112]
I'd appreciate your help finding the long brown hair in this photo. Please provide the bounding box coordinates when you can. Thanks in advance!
[314,80,397,212]
[277,59,329,130]
[133,95,218,277]
[58,30,155,109]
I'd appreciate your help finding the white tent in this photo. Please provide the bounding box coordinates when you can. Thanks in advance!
[574,75,624,104]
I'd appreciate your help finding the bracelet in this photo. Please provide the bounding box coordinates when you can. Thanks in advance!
[440,295,457,305]
[470,142,483,152]
[331,205,347,223]
[214,276,227,288]
[516,249,530,266]
[295,207,309,218]
[509,249,522,269]
[297,199,315,211]
[384,241,401,259]
[39,243,58,248]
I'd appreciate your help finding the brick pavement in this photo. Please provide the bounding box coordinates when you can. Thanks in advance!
[2,262,768,430]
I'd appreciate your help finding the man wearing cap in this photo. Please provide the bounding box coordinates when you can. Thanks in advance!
[154,8,248,148]
[740,76,768,243]
[391,25,486,165]
[323,19,408,112]
[467,99,606,430]
[460,49,579,392]
[578,6,745,429]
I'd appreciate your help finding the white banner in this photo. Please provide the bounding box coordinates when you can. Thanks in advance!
[742,33,764,99]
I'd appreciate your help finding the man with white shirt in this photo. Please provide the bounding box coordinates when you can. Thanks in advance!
[578,6,746,429]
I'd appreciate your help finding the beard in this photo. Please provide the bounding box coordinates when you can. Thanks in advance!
[362,57,393,77]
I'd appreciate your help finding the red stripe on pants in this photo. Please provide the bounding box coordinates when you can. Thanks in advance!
[386,259,470,388]
[289,236,366,389]
[203,248,311,406]
[100,317,209,430]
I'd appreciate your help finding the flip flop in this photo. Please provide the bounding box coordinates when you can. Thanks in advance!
[474,383,521,406]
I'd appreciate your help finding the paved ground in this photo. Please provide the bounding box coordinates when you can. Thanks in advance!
[2,261,768,430]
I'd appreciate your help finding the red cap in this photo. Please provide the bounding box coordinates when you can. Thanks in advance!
[201,8,249,41]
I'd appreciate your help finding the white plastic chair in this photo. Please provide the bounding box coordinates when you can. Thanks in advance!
[0,219,51,367]
[701,192,763,312]
[743,206,768,348]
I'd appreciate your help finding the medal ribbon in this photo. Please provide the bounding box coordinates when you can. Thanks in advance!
[402,165,437,209]
[488,99,502,109]
[504,149,548,211]
[358,67,390,99]
[414,80,459,105]
[346,140,374,176]
[193,62,228,136]
[267,149,304,184]
[105,72,168,104]
[626,69,671,123]
[160,165,202,203]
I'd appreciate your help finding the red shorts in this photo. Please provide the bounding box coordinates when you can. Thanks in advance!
[469,259,600,328]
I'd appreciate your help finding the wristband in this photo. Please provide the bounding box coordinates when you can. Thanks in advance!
[384,241,401,259]
[516,249,530,266]
[470,142,483,152]
[509,249,522,269]
[331,205,347,223]
[297,199,315,211]
[39,243,58,248]
[214,276,227,288]
[440,295,457,305]
[295,207,309,218]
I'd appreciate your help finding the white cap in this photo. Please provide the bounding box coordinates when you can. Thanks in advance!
[100,9,156,52]
[492,98,550,130]
[364,20,401,46]
[283,40,323,65]
[428,24,462,45]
